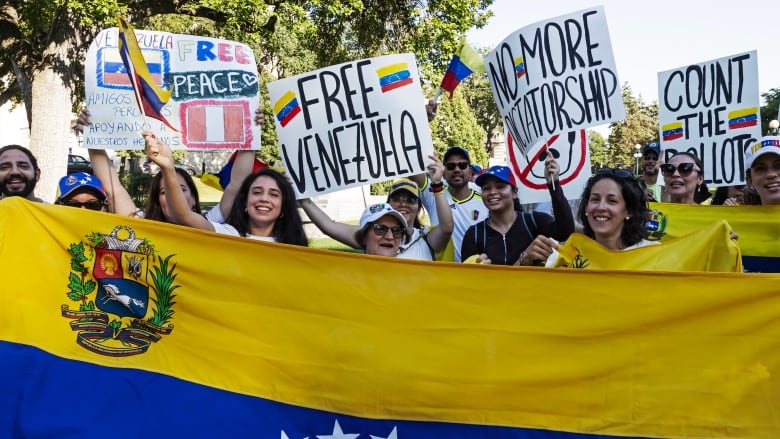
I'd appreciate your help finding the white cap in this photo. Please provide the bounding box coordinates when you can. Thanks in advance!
[357,203,408,232]
[745,136,780,172]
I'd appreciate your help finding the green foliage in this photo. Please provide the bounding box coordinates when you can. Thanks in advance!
[607,84,659,169]
[149,254,179,327]
[370,180,392,196]
[429,91,487,166]
[119,171,153,208]
[761,88,780,134]
[67,242,97,309]
[459,62,501,156]
[588,130,608,171]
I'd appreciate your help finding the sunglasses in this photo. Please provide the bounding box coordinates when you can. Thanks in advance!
[538,149,560,161]
[643,153,659,160]
[445,161,469,171]
[371,223,404,238]
[660,163,699,177]
[63,200,105,211]
[389,194,418,205]
[597,168,634,180]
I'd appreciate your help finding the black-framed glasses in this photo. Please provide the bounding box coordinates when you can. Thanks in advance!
[538,148,560,161]
[63,200,105,211]
[445,161,469,171]
[660,163,698,177]
[389,194,418,205]
[371,223,404,238]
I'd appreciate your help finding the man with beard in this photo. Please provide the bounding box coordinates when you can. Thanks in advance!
[639,142,664,202]
[0,145,44,202]
[411,146,488,262]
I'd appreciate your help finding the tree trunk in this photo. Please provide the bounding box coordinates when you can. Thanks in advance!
[27,8,80,202]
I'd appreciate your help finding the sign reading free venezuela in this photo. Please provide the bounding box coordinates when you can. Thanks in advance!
[267,53,434,199]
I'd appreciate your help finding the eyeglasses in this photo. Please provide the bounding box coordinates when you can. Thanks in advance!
[660,163,699,177]
[389,194,418,205]
[63,200,105,211]
[597,168,634,180]
[538,149,560,161]
[445,161,469,171]
[643,153,659,160]
[371,223,404,238]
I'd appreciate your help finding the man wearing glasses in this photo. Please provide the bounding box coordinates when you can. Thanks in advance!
[411,146,488,262]
[639,142,664,202]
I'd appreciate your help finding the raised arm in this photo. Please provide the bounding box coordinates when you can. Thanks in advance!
[421,154,453,252]
[143,132,214,231]
[299,198,360,249]
[219,109,265,218]
[74,109,137,216]
[543,157,574,241]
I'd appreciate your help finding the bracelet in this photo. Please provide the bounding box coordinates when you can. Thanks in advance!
[434,190,445,196]
[429,182,444,193]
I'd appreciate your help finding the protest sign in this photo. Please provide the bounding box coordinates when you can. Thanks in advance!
[83,27,260,150]
[658,51,760,185]
[485,7,620,204]
[485,7,625,155]
[267,54,434,198]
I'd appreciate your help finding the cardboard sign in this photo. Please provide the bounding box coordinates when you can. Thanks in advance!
[83,27,260,150]
[267,54,434,198]
[485,7,625,156]
[657,51,760,185]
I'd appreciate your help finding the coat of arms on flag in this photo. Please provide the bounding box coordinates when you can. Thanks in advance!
[61,226,176,357]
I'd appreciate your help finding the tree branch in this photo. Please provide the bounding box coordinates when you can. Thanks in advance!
[125,0,229,24]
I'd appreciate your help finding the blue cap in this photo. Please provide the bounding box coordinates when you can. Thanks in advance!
[644,142,661,155]
[443,146,470,163]
[56,172,106,202]
[475,165,517,188]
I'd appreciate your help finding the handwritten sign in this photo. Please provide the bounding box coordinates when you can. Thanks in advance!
[506,129,591,204]
[267,53,434,198]
[83,28,260,150]
[485,7,625,156]
[658,51,760,185]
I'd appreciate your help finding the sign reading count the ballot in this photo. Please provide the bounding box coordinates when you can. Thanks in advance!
[84,27,260,150]
[268,53,434,199]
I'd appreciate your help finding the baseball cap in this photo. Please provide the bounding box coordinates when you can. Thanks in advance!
[643,142,661,155]
[354,203,409,245]
[56,172,106,202]
[443,146,471,163]
[387,178,419,199]
[745,136,780,172]
[471,164,483,175]
[475,165,517,188]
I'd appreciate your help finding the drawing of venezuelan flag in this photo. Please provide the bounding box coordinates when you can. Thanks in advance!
[515,56,526,78]
[661,121,684,141]
[99,47,165,88]
[273,90,302,127]
[376,62,414,92]
[728,106,759,130]
[3,196,780,437]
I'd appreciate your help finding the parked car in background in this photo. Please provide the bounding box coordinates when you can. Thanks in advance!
[142,159,200,177]
[67,154,93,174]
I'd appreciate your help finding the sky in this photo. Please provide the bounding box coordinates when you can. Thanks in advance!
[467,0,779,108]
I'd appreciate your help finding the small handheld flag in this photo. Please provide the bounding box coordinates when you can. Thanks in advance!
[117,15,177,131]
[201,151,268,191]
[438,39,484,100]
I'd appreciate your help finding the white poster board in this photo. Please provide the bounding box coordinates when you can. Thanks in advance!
[658,51,760,185]
[267,53,434,198]
[486,7,617,203]
[83,28,260,150]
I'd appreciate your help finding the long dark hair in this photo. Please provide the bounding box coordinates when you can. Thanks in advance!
[143,167,201,222]
[224,169,308,246]
[577,170,649,248]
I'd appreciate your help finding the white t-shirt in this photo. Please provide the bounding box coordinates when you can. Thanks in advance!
[397,227,435,261]
[207,203,276,242]
[419,177,488,262]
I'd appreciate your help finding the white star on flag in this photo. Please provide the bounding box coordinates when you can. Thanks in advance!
[316,420,360,439]
[370,426,398,439]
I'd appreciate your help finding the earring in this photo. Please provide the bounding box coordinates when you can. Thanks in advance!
[584,212,588,217]
[625,216,630,221]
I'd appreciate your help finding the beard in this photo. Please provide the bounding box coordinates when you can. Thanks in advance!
[1,173,36,198]
[643,166,658,177]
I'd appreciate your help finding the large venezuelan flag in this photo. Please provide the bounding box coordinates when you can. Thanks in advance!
[647,202,780,272]
[2,197,780,438]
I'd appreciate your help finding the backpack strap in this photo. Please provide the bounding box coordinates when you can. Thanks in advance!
[519,212,538,241]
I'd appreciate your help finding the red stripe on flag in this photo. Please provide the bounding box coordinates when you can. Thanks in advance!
[224,106,244,142]
[380,77,413,93]
[729,120,757,129]
[279,106,301,127]
[187,107,207,142]
[663,132,683,141]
